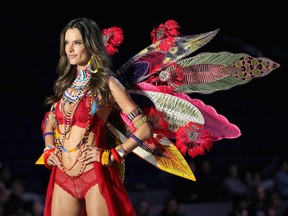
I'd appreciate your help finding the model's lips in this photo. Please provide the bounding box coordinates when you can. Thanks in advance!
[68,55,77,59]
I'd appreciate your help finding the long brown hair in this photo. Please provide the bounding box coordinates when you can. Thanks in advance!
[45,17,113,106]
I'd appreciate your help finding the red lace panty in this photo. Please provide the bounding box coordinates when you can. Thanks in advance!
[55,167,98,200]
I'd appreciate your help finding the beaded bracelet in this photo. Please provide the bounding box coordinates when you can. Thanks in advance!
[130,133,143,147]
[127,107,143,121]
[43,131,55,139]
[43,145,55,152]
[101,150,111,166]
[115,144,127,158]
[111,148,121,163]
[43,148,55,169]
[133,116,148,128]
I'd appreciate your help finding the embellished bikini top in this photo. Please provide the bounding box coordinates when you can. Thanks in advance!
[55,94,95,129]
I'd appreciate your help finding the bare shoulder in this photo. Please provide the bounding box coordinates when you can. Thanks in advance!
[108,76,137,113]
[108,76,125,92]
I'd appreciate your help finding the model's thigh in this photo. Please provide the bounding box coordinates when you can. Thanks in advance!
[85,184,109,216]
[51,184,83,216]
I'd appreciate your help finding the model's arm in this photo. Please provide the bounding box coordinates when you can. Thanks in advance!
[108,76,153,154]
[79,76,153,166]
[42,107,56,148]
[41,105,61,168]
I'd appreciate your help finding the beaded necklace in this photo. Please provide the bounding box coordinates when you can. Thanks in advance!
[63,69,91,104]
[60,69,91,138]
[55,68,99,179]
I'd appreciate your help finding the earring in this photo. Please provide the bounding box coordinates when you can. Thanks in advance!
[88,58,99,73]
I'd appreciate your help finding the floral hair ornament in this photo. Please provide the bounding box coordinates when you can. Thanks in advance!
[102,26,124,55]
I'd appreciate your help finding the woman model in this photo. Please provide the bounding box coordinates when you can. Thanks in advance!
[40,17,153,216]
[38,16,280,216]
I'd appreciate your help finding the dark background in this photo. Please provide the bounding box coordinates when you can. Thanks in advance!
[0,3,287,195]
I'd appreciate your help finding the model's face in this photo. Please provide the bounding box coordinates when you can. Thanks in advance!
[65,28,90,70]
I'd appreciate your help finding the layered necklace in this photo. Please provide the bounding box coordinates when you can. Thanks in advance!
[56,68,98,179]
[63,68,91,104]
[61,68,91,136]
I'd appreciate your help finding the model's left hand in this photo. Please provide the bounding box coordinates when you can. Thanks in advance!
[78,146,101,165]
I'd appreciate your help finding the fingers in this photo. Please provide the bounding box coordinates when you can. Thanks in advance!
[47,151,61,168]
[78,146,102,164]
[46,146,103,167]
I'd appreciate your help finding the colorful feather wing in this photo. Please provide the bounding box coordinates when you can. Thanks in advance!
[179,96,241,140]
[106,83,203,180]
[129,83,240,140]
[145,51,280,94]
[128,83,204,132]
[115,29,220,89]
[122,83,240,160]
[106,121,196,181]
[107,20,280,180]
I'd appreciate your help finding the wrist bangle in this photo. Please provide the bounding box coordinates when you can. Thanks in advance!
[43,145,55,152]
[111,148,121,163]
[115,144,127,158]
[43,148,55,169]
[101,150,111,166]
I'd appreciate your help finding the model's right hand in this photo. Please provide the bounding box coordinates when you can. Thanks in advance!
[47,150,61,168]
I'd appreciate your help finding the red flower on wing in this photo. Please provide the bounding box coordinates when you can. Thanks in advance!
[146,63,184,87]
[169,64,185,86]
[150,20,181,52]
[175,122,214,158]
[144,107,169,134]
[102,26,124,55]
[151,19,181,43]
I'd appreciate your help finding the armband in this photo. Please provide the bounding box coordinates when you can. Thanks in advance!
[130,133,143,147]
[133,116,148,128]
[43,132,54,139]
[127,107,143,121]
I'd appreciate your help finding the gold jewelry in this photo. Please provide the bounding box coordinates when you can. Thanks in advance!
[101,150,111,166]
[88,58,99,74]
